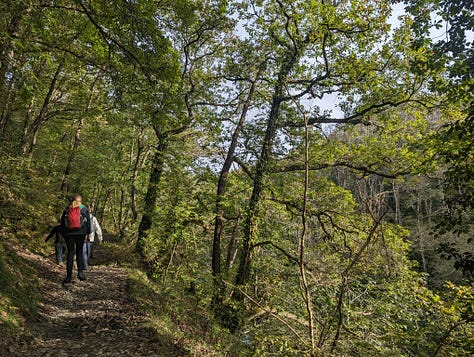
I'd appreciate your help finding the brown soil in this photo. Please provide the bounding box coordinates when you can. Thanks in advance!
[5,241,184,357]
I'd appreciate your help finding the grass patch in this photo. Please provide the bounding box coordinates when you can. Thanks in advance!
[91,238,145,269]
[127,269,248,356]
[0,243,41,333]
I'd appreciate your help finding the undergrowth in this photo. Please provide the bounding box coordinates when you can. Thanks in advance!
[0,242,41,334]
[127,269,250,356]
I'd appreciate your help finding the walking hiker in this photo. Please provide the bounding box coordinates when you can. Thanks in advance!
[60,194,91,284]
[83,211,103,270]
[44,224,66,265]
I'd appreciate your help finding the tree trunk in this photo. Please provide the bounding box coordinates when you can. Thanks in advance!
[136,134,168,256]
[98,188,111,223]
[300,115,315,354]
[212,67,262,305]
[0,4,30,136]
[117,183,128,237]
[20,99,34,152]
[416,188,428,273]
[23,62,63,157]
[235,52,298,289]
[393,181,402,225]
[60,73,99,192]
[0,72,16,140]
[60,117,84,193]
[224,213,241,273]
[130,128,146,223]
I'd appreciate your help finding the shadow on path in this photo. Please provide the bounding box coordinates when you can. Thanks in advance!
[5,239,182,357]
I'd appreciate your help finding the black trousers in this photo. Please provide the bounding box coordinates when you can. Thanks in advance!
[65,235,85,278]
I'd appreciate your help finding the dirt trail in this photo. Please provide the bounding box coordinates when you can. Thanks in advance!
[7,241,180,357]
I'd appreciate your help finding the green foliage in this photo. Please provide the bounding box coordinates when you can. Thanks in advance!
[406,0,474,279]
[435,116,474,225]
[0,244,40,332]
[0,150,62,240]
[0,0,473,355]
[127,268,246,356]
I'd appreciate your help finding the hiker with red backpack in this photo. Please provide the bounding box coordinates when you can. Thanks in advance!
[60,194,91,285]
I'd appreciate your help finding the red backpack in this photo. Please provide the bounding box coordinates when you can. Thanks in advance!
[65,206,82,229]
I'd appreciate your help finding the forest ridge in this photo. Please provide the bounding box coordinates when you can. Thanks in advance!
[0,0,473,355]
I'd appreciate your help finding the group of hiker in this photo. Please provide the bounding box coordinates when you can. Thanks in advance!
[44,194,103,285]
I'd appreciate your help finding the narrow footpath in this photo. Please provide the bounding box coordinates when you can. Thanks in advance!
[6,240,181,356]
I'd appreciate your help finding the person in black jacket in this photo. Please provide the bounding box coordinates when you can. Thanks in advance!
[60,194,91,284]
[44,224,66,265]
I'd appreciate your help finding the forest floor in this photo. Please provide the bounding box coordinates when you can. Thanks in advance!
[3,237,185,357]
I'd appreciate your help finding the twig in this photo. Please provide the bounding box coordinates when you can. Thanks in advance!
[223,280,305,343]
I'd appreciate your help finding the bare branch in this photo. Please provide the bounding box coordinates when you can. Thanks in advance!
[271,162,410,179]
[223,280,305,343]
[41,4,85,13]
[233,156,254,180]
[282,33,330,101]
[252,240,299,263]
[276,0,298,55]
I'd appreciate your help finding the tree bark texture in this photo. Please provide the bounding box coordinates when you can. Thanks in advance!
[212,68,262,279]
[235,52,298,288]
[136,135,168,256]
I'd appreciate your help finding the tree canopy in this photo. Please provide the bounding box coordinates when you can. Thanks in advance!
[1,0,473,355]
